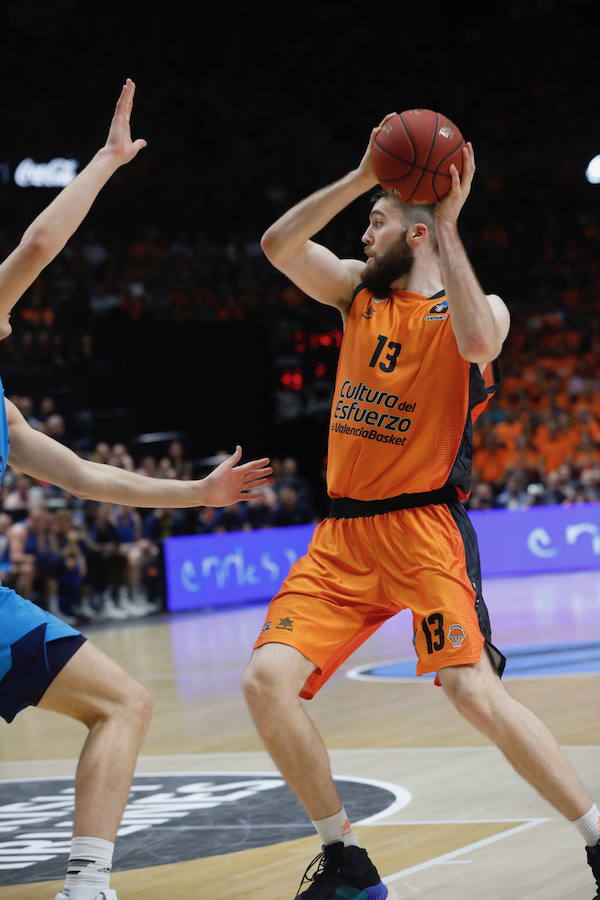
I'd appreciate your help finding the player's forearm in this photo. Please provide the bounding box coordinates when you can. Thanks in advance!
[20,149,120,261]
[77,459,202,508]
[261,169,374,262]
[436,220,500,361]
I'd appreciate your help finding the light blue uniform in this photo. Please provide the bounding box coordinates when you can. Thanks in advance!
[0,379,85,722]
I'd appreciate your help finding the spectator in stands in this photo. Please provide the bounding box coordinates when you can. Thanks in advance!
[195,506,220,534]
[243,486,277,529]
[275,456,312,503]
[270,485,314,527]
[167,440,193,480]
[467,481,496,510]
[474,433,509,491]
[109,443,135,471]
[52,510,88,622]
[495,473,532,510]
[93,442,111,464]
[2,474,34,522]
[136,455,159,477]
[0,512,13,583]
[115,506,160,615]
[84,503,128,621]
[541,470,570,506]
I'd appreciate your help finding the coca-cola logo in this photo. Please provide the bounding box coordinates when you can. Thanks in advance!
[14,157,79,188]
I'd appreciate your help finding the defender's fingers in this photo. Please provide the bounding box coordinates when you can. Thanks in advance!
[225,445,243,467]
[237,458,271,472]
[242,478,271,490]
[114,82,128,116]
[125,78,136,117]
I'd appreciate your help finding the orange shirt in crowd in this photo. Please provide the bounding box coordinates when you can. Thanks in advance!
[495,419,525,449]
[474,446,510,484]
[572,448,600,470]
[504,445,540,473]
[537,436,571,473]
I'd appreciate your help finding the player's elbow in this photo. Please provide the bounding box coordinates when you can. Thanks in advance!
[260,227,288,265]
[18,231,51,264]
[458,338,500,365]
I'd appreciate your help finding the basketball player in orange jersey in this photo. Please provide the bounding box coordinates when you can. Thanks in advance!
[0,81,271,900]
[243,116,600,899]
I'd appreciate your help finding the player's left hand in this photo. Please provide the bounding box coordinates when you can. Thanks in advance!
[102,78,147,167]
[199,446,273,507]
[435,142,475,225]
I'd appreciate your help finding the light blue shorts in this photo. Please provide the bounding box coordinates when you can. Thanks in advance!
[0,586,86,723]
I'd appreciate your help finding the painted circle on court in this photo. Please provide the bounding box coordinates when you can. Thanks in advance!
[0,771,409,884]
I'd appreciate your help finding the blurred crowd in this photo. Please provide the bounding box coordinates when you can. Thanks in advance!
[1,2,599,623]
[0,398,318,624]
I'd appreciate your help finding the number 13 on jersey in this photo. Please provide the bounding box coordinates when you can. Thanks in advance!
[369,334,401,373]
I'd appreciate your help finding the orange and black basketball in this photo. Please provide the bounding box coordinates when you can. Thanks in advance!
[371,109,465,205]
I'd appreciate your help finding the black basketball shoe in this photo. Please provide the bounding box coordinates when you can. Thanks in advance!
[587,841,600,898]
[294,841,388,899]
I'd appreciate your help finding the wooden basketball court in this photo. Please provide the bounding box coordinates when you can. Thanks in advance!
[1,569,599,899]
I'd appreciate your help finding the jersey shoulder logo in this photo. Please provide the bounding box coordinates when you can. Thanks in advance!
[362,297,388,319]
[429,300,448,314]
[424,299,448,322]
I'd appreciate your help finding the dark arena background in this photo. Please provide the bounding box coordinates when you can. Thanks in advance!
[1,3,600,898]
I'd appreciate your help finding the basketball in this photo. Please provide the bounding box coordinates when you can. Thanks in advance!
[371,109,465,205]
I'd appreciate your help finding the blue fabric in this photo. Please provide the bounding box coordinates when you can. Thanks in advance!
[0,587,85,723]
[0,377,8,486]
[0,386,86,723]
[0,586,81,680]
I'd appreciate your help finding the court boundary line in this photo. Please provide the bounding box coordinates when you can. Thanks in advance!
[0,769,412,821]
[383,818,549,883]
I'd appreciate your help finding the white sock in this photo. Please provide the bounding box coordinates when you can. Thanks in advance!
[311,806,360,848]
[63,836,114,898]
[573,805,600,847]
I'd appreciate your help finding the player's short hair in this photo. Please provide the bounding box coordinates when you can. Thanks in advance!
[371,191,439,255]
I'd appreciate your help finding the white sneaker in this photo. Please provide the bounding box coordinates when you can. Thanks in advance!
[47,596,78,626]
[118,587,148,618]
[128,591,161,616]
[102,591,129,620]
[77,596,105,623]
[54,891,118,899]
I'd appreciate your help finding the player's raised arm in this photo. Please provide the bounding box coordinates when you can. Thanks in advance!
[260,114,396,311]
[0,78,146,322]
[6,399,272,508]
[434,143,510,364]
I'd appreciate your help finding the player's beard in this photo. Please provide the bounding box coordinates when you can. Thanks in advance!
[361,232,414,295]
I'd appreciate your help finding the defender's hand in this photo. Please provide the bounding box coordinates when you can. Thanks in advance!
[103,78,147,166]
[199,446,272,507]
[435,142,475,225]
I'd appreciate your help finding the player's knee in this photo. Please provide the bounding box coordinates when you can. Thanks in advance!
[442,674,497,732]
[122,679,153,735]
[242,652,303,710]
[242,663,278,709]
[89,677,153,735]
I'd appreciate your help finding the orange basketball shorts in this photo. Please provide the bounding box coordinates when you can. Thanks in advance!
[253,499,505,699]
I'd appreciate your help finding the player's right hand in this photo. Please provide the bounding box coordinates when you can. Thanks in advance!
[102,78,147,167]
[357,112,397,185]
[197,446,273,507]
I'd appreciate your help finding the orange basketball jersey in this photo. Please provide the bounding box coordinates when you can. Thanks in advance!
[326,286,499,501]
